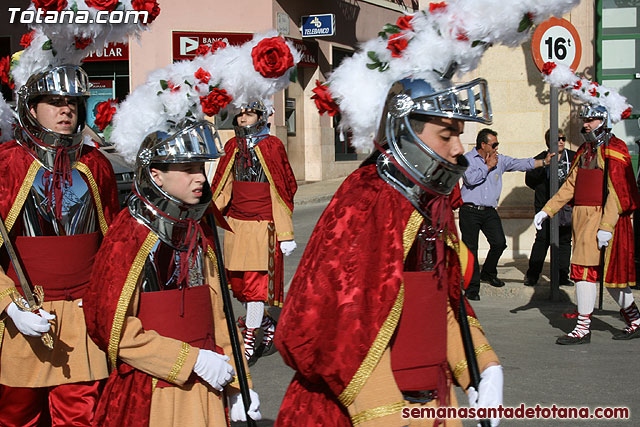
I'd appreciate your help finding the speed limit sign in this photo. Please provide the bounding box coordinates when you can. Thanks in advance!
[531,17,582,72]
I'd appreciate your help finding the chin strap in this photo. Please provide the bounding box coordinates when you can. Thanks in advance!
[42,145,73,220]
[176,218,208,287]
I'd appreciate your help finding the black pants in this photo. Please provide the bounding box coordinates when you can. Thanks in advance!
[526,219,572,284]
[459,205,507,296]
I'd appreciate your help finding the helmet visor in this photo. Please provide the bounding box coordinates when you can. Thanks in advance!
[150,120,225,163]
[410,78,492,124]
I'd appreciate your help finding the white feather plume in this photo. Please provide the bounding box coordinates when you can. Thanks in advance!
[0,95,16,143]
[110,32,300,165]
[11,0,157,90]
[542,62,632,124]
[321,0,580,151]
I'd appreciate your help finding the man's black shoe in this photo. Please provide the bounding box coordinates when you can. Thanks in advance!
[466,293,480,301]
[612,326,640,340]
[556,333,590,345]
[560,278,574,287]
[480,274,505,287]
[524,277,537,287]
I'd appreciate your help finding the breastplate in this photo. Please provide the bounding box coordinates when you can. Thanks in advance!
[234,144,267,183]
[21,167,97,236]
[140,240,205,293]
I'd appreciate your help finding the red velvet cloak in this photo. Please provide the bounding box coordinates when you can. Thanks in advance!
[211,135,297,213]
[274,164,475,426]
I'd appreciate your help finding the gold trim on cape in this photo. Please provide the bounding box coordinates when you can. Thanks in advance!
[351,401,406,425]
[255,146,292,217]
[75,162,109,236]
[338,209,422,407]
[0,160,41,249]
[108,231,159,368]
[211,147,237,202]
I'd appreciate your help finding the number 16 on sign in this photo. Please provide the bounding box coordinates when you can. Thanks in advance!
[532,17,582,71]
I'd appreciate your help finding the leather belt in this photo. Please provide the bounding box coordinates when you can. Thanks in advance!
[463,203,491,211]
[402,389,438,403]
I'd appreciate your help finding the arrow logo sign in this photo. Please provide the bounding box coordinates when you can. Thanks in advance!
[180,37,199,55]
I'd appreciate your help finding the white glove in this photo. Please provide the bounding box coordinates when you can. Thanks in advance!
[467,365,503,427]
[228,389,262,422]
[5,301,55,337]
[597,230,613,249]
[193,349,235,391]
[280,240,297,256]
[533,211,548,230]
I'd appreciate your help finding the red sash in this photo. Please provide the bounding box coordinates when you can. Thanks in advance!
[137,285,221,388]
[574,168,604,206]
[390,271,448,392]
[6,232,100,301]
[228,181,272,221]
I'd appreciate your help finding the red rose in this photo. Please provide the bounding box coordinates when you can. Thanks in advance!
[456,32,469,41]
[211,40,227,53]
[589,87,598,97]
[85,0,118,11]
[75,36,93,50]
[573,80,582,90]
[387,33,409,58]
[20,31,35,48]
[132,0,161,24]
[0,56,14,90]
[396,15,414,31]
[251,37,294,79]
[94,99,117,131]
[195,44,210,56]
[541,61,556,75]
[200,88,232,116]
[167,81,181,93]
[195,67,211,84]
[311,80,339,117]
[429,2,447,13]
[33,0,67,12]
[621,107,632,120]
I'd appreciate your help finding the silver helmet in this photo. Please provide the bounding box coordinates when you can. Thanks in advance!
[579,104,610,145]
[376,77,492,204]
[232,99,270,139]
[16,64,90,169]
[129,120,225,249]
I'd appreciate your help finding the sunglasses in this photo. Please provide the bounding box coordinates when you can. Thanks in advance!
[559,136,566,141]
[484,141,499,148]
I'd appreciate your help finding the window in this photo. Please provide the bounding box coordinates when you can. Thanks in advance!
[332,47,356,161]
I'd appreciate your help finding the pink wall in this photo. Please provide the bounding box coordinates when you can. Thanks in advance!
[129,0,274,89]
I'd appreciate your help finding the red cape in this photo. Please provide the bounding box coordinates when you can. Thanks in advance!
[274,165,475,426]
[0,140,119,242]
[83,209,221,427]
[211,135,297,213]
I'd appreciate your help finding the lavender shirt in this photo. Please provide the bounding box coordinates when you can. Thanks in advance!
[460,148,535,208]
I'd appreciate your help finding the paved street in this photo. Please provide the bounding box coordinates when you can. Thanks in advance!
[232,199,638,426]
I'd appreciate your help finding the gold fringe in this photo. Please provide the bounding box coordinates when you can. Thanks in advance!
[151,377,158,392]
[453,360,468,381]
[474,344,493,357]
[467,316,484,333]
[351,401,405,425]
[108,232,159,368]
[1,160,41,248]
[403,211,423,260]
[211,148,236,202]
[75,162,109,236]
[166,342,191,383]
[255,146,292,217]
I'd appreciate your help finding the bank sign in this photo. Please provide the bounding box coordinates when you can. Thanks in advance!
[301,14,335,37]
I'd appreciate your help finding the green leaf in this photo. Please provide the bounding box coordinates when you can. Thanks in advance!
[518,13,533,33]
[378,31,387,39]
[605,92,610,96]
[103,124,112,142]
[367,51,379,62]
[471,40,486,48]
[379,62,390,72]
[160,80,168,90]
[289,67,298,83]
[366,63,379,70]
[70,1,78,13]
[382,24,401,34]
[42,39,52,51]
[157,91,163,96]
[184,80,192,87]
[51,48,57,57]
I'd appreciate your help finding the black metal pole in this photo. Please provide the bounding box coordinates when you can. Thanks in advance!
[598,137,610,310]
[209,215,257,427]
[550,86,560,302]
[459,298,491,427]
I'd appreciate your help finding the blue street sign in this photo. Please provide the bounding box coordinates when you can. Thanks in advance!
[301,14,335,37]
